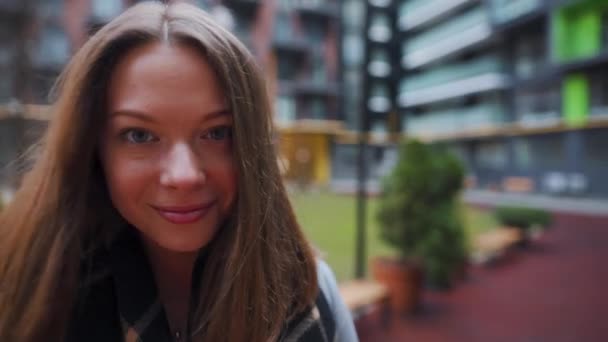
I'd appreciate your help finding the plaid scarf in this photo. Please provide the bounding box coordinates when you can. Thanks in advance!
[66,229,335,342]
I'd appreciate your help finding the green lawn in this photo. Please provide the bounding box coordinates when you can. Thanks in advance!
[289,191,498,282]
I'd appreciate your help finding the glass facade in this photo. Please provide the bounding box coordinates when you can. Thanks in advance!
[91,0,123,20]
[515,86,560,124]
[29,25,69,70]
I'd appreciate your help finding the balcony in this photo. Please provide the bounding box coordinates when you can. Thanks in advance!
[488,0,544,25]
[515,88,561,127]
[272,35,311,55]
[401,6,491,69]
[293,79,340,97]
[398,0,476,31]
[294,1,339,20]
[518,111,561,127]
[273,12,312,55]
[276,79,340,98]
[404,104,507,139]
[223,0,261,16]
[398,56,510,107]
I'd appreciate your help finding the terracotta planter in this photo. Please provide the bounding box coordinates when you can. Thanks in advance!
[371,256,424,314]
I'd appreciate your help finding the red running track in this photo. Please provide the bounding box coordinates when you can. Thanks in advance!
[356,213,608,342]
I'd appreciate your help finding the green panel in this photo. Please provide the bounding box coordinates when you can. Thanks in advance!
[551,1,605,62]
[551,8,569,61]
[562,74,589,126]
[573,10,601,59]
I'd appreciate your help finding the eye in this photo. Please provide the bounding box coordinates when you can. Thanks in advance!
[203,126,232,141]
[121,129,157,144]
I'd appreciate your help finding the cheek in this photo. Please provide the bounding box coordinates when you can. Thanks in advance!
[206,154,238,206]
[100,146,156,207]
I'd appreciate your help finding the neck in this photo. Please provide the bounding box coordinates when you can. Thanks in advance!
[141,239,198,336]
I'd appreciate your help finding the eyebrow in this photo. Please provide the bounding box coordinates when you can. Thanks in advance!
[110,109,232,123]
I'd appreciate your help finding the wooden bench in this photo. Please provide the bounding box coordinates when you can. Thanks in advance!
[471,227,522,264]
[339,280,390,325]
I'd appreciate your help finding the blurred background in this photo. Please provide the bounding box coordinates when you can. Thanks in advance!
[1,0,608,341]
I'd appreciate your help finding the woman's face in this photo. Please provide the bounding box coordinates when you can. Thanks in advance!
[100,42,237,253]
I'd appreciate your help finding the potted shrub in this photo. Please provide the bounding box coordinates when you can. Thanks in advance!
[374,140,468,314]
[494,206,553,246]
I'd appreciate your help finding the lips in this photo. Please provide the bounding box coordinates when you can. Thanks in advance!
[152,202,215,224]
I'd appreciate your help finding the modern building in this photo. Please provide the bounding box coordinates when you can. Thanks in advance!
[0,0,343,192]
[0,0,135,196]
[346,0,608,199]
[222,0,342,186]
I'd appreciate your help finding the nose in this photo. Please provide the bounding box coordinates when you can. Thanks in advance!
[160,142,205,190]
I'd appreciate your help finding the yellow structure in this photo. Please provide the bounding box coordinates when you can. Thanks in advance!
[277,120,342,186]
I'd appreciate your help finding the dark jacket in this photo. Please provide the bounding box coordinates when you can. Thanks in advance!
[65,229,335,342]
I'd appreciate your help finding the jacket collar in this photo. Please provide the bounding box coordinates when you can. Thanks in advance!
[107,228,208,341]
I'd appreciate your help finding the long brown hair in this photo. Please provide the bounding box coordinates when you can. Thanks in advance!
[0,2,318,341]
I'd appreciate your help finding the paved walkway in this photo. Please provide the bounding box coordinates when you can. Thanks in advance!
[356,213,608,342]
[464,190,608,217]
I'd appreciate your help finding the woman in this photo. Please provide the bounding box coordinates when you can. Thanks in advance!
[0,2,357,341]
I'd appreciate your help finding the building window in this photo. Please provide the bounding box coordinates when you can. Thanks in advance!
[30,25,69,70]
[342,34,364,67]
[515,86,560,124]
[196,0,211,9]
[306,21,325,44]
[515,135,564,170]
[310,98,325,119]
[311,52,327,83]
[274,14,293,41]
[584,129,608,169]
[278,58,295,80]
[514,31,546,79]
[275,96,296,125]
[490,0,542,24]
[513,138,532,170]
[343,0,365,28]
[475,141,507,170]
[590,70,608,117]
[369,0,391,8]
[91,0,123,20]
[300,0,325,6]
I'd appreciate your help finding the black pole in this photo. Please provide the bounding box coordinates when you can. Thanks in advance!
[355,124,367,279]
[354,0,399,279]
[355,1,373,280]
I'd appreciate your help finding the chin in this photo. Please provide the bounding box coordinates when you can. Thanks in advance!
[157,233,215,253]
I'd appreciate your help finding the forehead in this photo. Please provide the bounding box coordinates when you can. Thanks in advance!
[107,41,226,115]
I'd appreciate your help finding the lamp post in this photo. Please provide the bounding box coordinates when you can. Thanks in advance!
[355,0,398,279]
